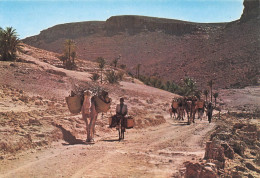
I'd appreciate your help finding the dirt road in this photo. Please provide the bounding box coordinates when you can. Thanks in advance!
[0,118,214,178]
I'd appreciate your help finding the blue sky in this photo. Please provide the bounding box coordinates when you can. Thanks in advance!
[0,0,244,39]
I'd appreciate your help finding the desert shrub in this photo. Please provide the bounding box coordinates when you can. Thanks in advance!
[90,73,100,82]
[150,77,158,87]
[156,79,163,88]
[137,74,198,96]
[105,70,120,84]
[139,75,150,85]
[119,64,126,70]
[169,81,180,93]
[128,71,134,77]
[165,81,171,91]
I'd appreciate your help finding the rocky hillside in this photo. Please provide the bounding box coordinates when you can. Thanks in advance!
[23,0,260,89]
[0,44,177,158]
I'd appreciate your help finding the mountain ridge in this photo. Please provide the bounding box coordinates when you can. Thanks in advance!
[23,0,260,89]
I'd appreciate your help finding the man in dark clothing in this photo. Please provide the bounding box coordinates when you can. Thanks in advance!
[109,98,128,128]
[207,102,213,123]
[116,98,128,117]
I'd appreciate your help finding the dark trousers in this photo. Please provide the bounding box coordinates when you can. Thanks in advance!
[208,112,212,123]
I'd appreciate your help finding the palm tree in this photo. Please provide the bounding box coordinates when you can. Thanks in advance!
[62,39,76,69]
[137,64,141,79]
[183,77,196,96]
[112,55,121,68]
[208,80,213,102]
[0,27,23,61]
[213,92,219,107]
[97,57,106,84]
[71,51,76,65]
[203,89,209,102]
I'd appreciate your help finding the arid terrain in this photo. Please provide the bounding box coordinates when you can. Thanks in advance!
[1,0,260,177]
[23,0,260,89]
[0,43,259,177]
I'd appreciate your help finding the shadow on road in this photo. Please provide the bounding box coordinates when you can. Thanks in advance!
[54,123,94,145]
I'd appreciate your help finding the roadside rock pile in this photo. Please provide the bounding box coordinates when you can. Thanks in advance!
[185,113,260,178]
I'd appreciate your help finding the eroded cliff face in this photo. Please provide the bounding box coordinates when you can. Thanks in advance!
[240,0,260,22]
[105,15,199,36]
[25,15,203,44]
[26,21,105,43]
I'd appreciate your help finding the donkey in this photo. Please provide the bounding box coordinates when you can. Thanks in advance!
[184,96,197,125]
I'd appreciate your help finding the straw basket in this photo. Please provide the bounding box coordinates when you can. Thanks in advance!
[66,96,82,114]
[126,116,134,129]
[197,101,204,109]
[172,101,178,109]
[93,96,111,113]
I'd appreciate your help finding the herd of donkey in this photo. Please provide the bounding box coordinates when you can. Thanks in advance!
[169,96,214,125]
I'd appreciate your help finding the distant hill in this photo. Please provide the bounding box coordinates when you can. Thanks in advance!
[23,0,260,89]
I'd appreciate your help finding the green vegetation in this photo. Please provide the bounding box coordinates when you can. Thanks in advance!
[181,77,197,96]
[0,27,23,61]
[139,75,200,97]
[105,70,122,84]
[112,55,121,68]
[213,92,219,106]
[119,64,126,70]
[136,64,141,79]
[90,73,100,82]
[96,57,106,84]
[59,39,76,70]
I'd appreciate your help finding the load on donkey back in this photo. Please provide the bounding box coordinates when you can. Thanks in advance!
[66,86,134,142]
[170,95,206,125]
[66,88,112,142]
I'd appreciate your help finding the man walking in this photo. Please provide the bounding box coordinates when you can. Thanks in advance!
[207,102,213,123]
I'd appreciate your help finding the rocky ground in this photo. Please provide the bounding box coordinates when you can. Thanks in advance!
[0,45,259,177]
[183,111,260,178]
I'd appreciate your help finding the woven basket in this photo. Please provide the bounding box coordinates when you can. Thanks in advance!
[93,96,111,113]
[172,101,178,109]
[66,96,82,114]
[197,101,204,109]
